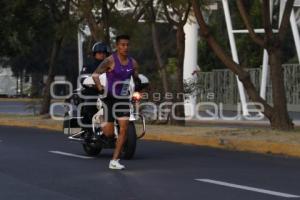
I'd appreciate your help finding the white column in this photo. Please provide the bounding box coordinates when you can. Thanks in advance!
[77,31,83,76]
[183,15,199,118]
[290,9,300,63]
[260,50,269,99]
[279,0,300,64]
[279,0,286,26]
[222,0,249,117]
[260,0,273,100]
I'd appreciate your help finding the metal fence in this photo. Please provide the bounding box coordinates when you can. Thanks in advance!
[0,74,32,97]
[0,75,18,96]
[196,64,300,111]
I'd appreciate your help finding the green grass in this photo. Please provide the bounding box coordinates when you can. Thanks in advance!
[0,98,42,102]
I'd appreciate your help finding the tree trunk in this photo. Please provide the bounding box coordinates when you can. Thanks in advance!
[268,45,294,130]
[151,23,169,94]
[192,0,293,130]
[170,26,186,126]
[40,37,64,115]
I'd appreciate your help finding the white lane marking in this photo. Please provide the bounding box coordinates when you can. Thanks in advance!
[195,179,300,198]
[49,151,94,159]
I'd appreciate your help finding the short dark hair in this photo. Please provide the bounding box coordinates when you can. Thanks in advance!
[116,34,130,43]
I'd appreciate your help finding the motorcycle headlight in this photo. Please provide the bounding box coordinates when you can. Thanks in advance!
[132,92,142,102]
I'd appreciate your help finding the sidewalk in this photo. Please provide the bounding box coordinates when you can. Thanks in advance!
[187,119,300,128]
[1,114,300,158]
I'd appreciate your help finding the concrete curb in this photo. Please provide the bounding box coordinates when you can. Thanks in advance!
[1,119,300,158]
[187,119,300,128]
[0,119,62,132]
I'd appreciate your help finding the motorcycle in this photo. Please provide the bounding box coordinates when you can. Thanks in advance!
[63,74,149,159]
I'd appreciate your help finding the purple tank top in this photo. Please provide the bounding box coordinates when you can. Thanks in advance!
[106,53,134,96]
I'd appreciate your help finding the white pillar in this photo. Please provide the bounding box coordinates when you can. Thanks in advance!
[279,0,286,26]
[77,31,83,76]
[260,0,273,100]
[290,10,300,63]
[222,0,249,117]
[279,0,300,64]
[260,50,269,99]
[183,15,199,118]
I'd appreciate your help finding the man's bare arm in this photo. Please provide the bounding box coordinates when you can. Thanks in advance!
[92,56,113,92]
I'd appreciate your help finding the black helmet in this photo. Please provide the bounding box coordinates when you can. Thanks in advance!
[92,42,110,55]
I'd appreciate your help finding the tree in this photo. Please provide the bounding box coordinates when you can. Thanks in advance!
[71,0,145,47]
[192,0,295,130]
[40,0,77,115]
[0,0,58,97]
[140,0,170,95]
[71,0,118,45]
[197,1,264,72]
[162,0,191,126]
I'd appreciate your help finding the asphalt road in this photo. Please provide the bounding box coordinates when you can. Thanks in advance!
[0,126,300,200]
[0,101,41,115]
[0,101,64,116]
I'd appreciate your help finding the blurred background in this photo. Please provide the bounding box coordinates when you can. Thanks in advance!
[0,0,299,127]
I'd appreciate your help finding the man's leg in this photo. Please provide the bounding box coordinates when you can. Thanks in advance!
[101,122,114,138]
[101,96,115,138]
[112,118,129,160]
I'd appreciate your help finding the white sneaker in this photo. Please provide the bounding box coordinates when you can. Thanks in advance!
[109,159,125,170]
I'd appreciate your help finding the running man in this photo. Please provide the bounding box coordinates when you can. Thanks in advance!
[92,35,141,170]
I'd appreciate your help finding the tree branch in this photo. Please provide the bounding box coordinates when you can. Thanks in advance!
[70,0,79,7]
[48,1,63,22]
[171,5,181,17]
[192,0,273,118]
[279,0,295,42]
[236,0,265,47]
[82,0,103,41]
[262,0,273,42]
[63,0,71,19]
[182,1,191,24]
[134,7,146,22]
[142,0,156,22]
[131,0,140,16]
[162,1,179,26]
[108,0,118,12]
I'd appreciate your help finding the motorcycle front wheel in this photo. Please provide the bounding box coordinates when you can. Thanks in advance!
[122,122,137,160]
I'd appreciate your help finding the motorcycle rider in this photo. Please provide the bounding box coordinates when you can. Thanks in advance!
[92,35,142,170]
[80,42,110,138]
[81,42,110,76]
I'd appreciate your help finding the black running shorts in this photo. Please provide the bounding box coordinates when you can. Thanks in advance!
[101,95,130,122]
